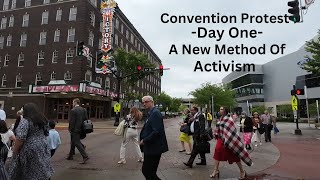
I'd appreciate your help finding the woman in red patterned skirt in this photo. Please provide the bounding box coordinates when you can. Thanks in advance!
[210,107,253,179]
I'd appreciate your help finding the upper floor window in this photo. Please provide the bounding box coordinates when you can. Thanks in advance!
[67,28,75,42]
[39,32,47,45]
[121,24,124,33]
[52,50,58,63]
[114,34,118,45]
[105,77,110,90]
[11,0,16,9]
[1,17,7,30]
[8,16,14,27]
[126,30,129,39]
[54,29,60,42]
[22,14,29,27]
[3,0,9,11]
[43,0,50,4]
[87,56,92,67]
[4,54,10,66]
[115,18,119,29]
[88,31,94,47]
[65,49,74,64]
[35,73,42,86]
[25,0,31,7]
[85,70,92,82]
[16,74,22,88]
[6,35,12,47]
[130,34,134,44]
[56,9,62,21]
[1,74,7,87]
[20,34,27,47]
[42,11,49,25]
[51,71,56,80]
[96,77,102,85]
[90,12,95,27]
[64,71,72,80]
[69,7,77,21]
[0,36,4,49]
[37,51,44,66]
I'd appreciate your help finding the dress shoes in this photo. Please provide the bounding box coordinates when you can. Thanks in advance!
[183,162,192,168]
[80,157,89,164]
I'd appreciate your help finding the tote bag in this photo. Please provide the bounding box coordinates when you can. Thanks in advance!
[114,120,125,136]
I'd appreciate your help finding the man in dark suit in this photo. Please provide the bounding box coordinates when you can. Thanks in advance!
[139,96,168,180]
[184,106,206,168]
[66,98,89,164]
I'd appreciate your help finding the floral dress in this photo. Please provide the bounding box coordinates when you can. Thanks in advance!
[8,118,54,180]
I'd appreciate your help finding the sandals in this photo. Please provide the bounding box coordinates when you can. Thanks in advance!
[179,149,186,152]
[239,171,247,179]
[210,170,219,178]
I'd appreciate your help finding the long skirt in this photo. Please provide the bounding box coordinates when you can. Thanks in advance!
[243,132,253,145]
[213,139,240,164]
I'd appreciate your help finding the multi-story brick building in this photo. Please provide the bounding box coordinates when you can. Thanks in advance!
[0,0,162,120]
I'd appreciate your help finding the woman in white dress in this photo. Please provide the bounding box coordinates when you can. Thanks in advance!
[0,120,16,163]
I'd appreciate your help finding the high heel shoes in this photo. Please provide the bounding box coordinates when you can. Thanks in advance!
[238,171,247,179]
[210,170,219,178]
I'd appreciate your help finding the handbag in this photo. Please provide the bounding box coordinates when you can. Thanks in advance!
[180,124,190,134]
[196,140,210,154]
[274,126,279,134]
[114,120,125,136]
[82,120,94,134]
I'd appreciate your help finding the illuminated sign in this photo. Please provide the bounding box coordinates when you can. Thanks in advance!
[101,0,117,53]
[33,85,79,93]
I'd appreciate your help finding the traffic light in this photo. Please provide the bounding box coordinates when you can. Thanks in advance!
[77,41,84,56]
[137,65,142,72]
[291,89,305,95]
[288,0,300,23]
[159,65,163,76]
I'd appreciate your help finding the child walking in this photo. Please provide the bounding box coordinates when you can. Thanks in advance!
[47,120,61,157]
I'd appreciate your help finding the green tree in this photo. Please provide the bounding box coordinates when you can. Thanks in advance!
[301,30,320,75]
[277,104,293,117]
[251,106,265,115]
[178,104,188,112]
[170,98,181,112]
[154,92,172,112]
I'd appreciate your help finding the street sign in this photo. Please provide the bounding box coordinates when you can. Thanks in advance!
[114,103,121,112]
[291,95,298,110]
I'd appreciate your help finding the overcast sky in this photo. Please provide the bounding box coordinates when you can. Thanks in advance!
[115,0,320,98]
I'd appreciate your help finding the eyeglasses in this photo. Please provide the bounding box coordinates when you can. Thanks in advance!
[142,101,150,104]
[220,109,224,110]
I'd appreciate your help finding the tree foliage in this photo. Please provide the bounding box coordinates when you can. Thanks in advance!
[302,30,320,75]
[154,92,181,112]
[251,106,266,115]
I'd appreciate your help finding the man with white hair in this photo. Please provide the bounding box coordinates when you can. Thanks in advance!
[0,104,6,121]
[139,95,168,180]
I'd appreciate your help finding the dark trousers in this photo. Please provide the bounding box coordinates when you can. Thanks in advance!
[207,120,212,128]
[264,124,273,142]
[69,132,88,158]
[51,149,56,157]
[187,135,206,164]
[142,154,162,180]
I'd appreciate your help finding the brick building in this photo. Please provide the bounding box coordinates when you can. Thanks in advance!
[0,0,162,120]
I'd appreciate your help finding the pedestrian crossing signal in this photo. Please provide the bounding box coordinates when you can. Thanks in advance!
[296,89,304,95]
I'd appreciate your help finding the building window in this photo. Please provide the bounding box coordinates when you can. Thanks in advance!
[11,0,16,9]
[20,34,27,47]
[131,34,134,44]
[105,77,110,90]
[85,70,92,82]
[115,34,118,45]
[87,55,92,67]
[126,44,129,52]
[56,9,62,21]
[22,14,29,27]
[90,12,95,27]
[1,17,7,30]
[126,30,129,39]
[100,21,102,32]
[16,74,22,88]
[41,11,49,25]
[39,32,47,45]
[120,39,123,48]
[25,0,31,7]
[121,24,124,33]
[65,49,74,64]
[115,18,119,29]
[54,29,60,42]
[98,38,102,49]
[69,7,77,21]
[67,28,75,42]
[0,36,4,49]
[64,71,72,80]
[37,51,44,66]
[51,71,56,80]
[6,35,12,47]
[113,82,116,90]
[4,54,9,67]
[96,77,102,85]
[88,31,94,47]
[3,0,9,11]
[52,50,58,63]
[8,16,14,27]
[43,0,50,4]
[1,74,6,87]
[35,73,42,86]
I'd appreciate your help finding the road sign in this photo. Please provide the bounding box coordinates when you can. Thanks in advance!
[114,103,121,112]
[291,95,298,110]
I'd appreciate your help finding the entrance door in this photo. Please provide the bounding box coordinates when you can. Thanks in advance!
[58,105,70,121]
[96,106,104,119]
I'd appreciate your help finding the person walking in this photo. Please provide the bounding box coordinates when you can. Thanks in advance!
[66,98,89,164]
[260,110,275,142]
[252,112,263,147]
[118,107,143,164]
[178,109,192,155]
[207,111,213,128]
[239,112,253,150]
[0,121,16,163]
[47,120,61,157]
[0,104,6,121]
[8,103,54,180]
[183,106,207,168]
[210,107,252,179]
[139,96,168,180]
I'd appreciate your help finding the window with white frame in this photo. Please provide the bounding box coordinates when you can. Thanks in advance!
[22,14,29,27]
[15,74,22,88]
[0,36,4,49]
[115,18,119,29]
[37,51,44,66]
[20,34,27,47]
[1,74,7,87]
[39,32,47,45]
[120,38,123,48]
[87,55,92,67]
[6,35,12,47]
[130,34,134,44]
[3,0,9,11]
[113,82,116,90]
[42,11,49,25]
[105,77,110,90]
[115,34,118,45]
[8,16,14,27]
[65,49,74,64]
[85,70,92,82]
[100,21,102,32]
[126,29,129,39]
[35,73,42,86]
[1,17,7,29]
[69,7,77,21]
[96,77,102,85]
[125,44,129,52]
[54,29,60,42]
[51,71,56,80]
[90,0,97,7]
[90,12,95,27]
[67,28,75,42]
[11,0,16,9]
[64,71,72,80]
[88,31,94,47]
[43,0,50,4]
[4,54,9,66]
[52,50,58,63]
[121,24,124,33]
[56,9,62,21]
[25,0,31,7]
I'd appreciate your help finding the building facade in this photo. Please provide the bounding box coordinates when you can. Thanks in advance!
[0,0,162,119]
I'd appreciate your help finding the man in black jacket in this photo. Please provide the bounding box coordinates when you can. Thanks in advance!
[139,96,168,180]
[66,98,89,164]
[184,106,206,168]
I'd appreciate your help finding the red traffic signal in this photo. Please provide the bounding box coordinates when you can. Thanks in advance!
[159,65,163,76]
[137,65,142,71]
[159,65,163,70]
[296,89,304,95]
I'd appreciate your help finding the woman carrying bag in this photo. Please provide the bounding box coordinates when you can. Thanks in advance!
[178,109,192,155]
